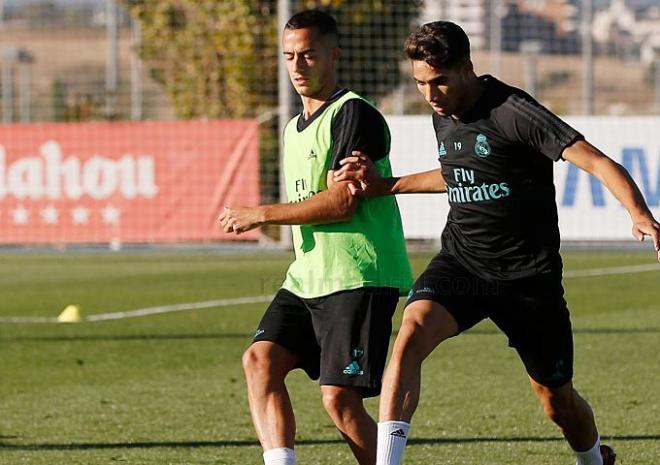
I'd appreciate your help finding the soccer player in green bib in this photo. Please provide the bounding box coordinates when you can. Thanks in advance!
[219,10,413,465]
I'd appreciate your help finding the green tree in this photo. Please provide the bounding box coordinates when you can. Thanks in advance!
[298,0,419,103]
[123,0,419,119]
[124,0,278,119]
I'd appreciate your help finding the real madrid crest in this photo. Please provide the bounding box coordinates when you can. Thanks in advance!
[474,133,491,158]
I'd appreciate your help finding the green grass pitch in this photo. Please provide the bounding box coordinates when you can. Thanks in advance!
[0,250,658,464]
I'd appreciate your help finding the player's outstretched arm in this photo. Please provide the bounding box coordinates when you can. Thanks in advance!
[563,139,660,261]
[333,151,447,196]
[219,175,358,234]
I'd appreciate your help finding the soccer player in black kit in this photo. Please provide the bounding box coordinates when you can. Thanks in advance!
[334,21,660,465]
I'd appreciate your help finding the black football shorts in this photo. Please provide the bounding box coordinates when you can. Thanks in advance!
[407,252,574,388]
[253,287,400,397]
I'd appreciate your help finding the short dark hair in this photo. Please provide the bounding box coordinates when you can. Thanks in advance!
[285,10,339,43]
[404,21,470,69]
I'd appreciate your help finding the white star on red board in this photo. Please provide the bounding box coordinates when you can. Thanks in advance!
[102,205,121,224]
[12,206,29,225]
[71,207,90,225]
[41,206,59,224]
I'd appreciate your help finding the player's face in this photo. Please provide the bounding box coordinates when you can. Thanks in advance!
[282,27,340,98]
[411,60,473,117]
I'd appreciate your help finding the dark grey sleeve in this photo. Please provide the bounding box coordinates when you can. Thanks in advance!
[329,99,389,170]
[496,94,583,161]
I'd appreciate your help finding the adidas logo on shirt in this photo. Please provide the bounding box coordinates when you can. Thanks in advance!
[390,428,407,438]
[438,141,447,157]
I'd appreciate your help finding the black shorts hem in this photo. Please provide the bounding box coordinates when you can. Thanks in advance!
[527,371,573,389]
[319,378,381,398]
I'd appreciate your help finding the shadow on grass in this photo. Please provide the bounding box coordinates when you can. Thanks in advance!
[1,327,659,343]
[1,434,658,451]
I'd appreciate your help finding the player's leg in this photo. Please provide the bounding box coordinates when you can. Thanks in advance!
[529,378,607,465]
[376,253,488,465]
[492,274,613,465]
[243,289,321,465]
[243,341,299,451]
[310,287,399,465]
[379,299,458,422]
[375,299,458,465]
[320,385,377,465]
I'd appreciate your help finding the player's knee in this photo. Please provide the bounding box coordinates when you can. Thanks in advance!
[241,345,272,379]
[394,319,433,362]
[321,387,362,420]
[538,388,576,426]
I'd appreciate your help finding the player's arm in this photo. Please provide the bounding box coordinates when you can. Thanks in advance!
[563,139,660,260]
[219,173,358,234]
[220,99,388,234]
[333,151,447,196]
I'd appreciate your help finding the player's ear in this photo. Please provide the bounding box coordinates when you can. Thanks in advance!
[460,59,474,77]
[332,46,342,63]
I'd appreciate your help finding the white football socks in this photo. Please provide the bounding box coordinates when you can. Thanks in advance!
[376,421,411,465]
[574,436,602,465]
[263,447,296,465]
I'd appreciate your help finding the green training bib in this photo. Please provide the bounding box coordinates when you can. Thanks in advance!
[281,91,413,298]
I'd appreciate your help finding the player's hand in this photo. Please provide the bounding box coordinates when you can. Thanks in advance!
[218,206,263,235]
[333,151,385,197]
[631,216,660,262]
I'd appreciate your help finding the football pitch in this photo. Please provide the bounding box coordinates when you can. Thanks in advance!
[0,250,658,465]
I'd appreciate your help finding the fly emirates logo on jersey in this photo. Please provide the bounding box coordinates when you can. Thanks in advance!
[291,178,318,203]
[446,167,511,204]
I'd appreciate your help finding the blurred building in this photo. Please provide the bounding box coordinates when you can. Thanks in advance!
[422,0,580,54]
[422,0,490,50]
[594,1,660,63]
[500,0,580,53]
[518,0,579,35]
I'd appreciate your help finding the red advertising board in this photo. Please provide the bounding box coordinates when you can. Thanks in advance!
[0,120,260,243]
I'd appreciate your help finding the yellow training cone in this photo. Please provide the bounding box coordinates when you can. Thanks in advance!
[57,304,83,323]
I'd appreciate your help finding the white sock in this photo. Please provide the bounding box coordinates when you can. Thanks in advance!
[574,436,602,465]
[263,447,296,465]
[376,421,410,465]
